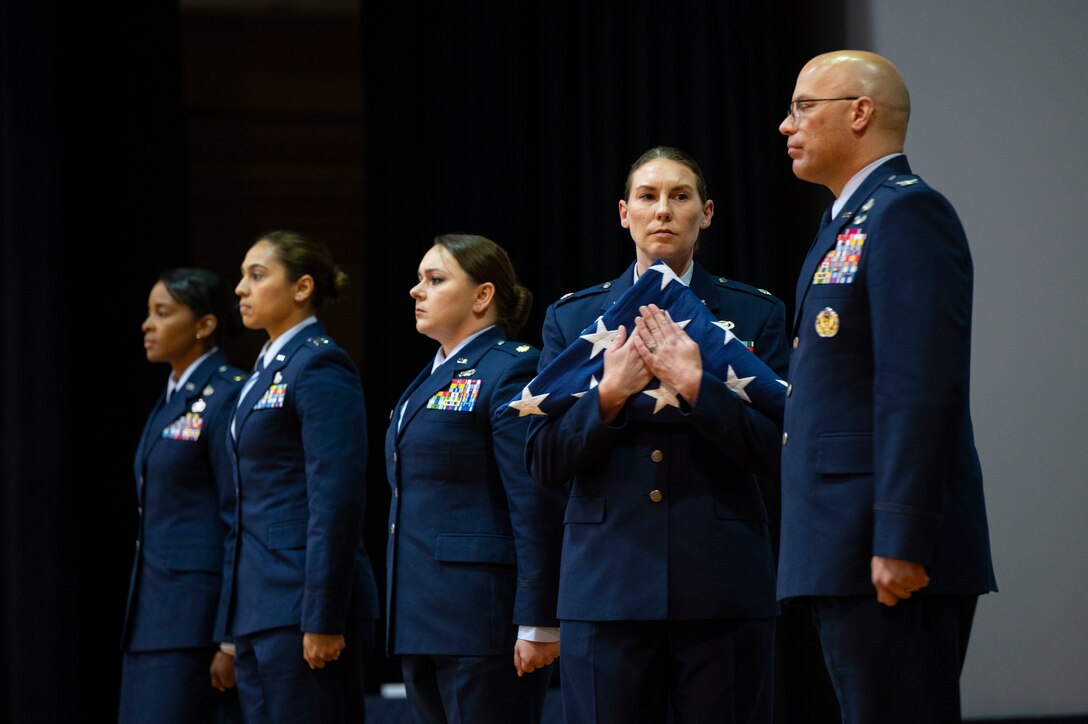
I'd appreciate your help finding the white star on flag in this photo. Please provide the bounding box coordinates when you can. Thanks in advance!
[571,375,599,399]
[712,320,737,345]
[642,383,681,413]
[579,317,620,358]
[508,386,550,416]
[648,264,683,290]
[724,365,756,403]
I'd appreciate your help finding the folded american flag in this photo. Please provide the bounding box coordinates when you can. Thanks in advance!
[498,261,787,423]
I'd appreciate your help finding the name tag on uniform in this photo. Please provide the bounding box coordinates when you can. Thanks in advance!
[427,378,481,412]
[162,412,204,441]
[254,383,287,410]
[813,229,866,285]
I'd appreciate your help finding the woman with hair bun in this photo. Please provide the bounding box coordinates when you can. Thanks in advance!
[120,267,245,723]
[385,234,566,724]
[227,230,379,723]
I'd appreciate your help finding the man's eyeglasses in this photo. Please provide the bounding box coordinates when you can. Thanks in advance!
[786,97,860,123]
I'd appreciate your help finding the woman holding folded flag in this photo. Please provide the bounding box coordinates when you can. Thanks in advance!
[525,146,789,724]
[385,234,566,724]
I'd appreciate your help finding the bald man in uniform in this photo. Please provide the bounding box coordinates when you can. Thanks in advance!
[776,51,997,722]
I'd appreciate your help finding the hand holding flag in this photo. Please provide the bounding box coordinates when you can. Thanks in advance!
[498,261,787,423]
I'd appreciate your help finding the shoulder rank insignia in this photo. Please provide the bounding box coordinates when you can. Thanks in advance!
[560,292,573,300]
[516,344,530,352]
[895,178,919,186]
[758,288,772,295]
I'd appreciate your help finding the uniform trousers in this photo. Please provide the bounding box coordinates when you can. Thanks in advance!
[808,594,978,724]
[401,652,553,724]
[560,618,774,724]
[233,620,374,724]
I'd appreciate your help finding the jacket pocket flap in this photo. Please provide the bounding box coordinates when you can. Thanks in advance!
[816,432,874,474]
[434,534,516,565]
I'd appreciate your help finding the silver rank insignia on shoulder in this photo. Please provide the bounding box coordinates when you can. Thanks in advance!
[497,341,505,345]
[203,385,215,396]
[273,371,283,384]
[191,399,207,413]
[516,345,530,352]
[896,178,919,186]
[861,198,875,212]
[602,282,612,289]
[758,288,771,295]
[458,368,476,377]
[815,307,840,338]
[560,292,573,300]
[456,357,469,364]
[718,277,728,283]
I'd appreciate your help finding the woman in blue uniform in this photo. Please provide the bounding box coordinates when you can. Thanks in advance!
[526,147,790,724]
[227,230,379,724]
[120,267,244,724]
[386,234,565,724]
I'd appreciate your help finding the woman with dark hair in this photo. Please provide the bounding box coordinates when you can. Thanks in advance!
[120,267,245,723]
[526,146,790,723]
[227,230,379,723]
[385,234,566,724]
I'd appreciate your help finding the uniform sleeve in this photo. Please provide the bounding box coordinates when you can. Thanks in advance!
[867,191,973,564]
[210,380,241,643]
[684,298,789,476]
[489,351,566,627]
[295,348,368,634]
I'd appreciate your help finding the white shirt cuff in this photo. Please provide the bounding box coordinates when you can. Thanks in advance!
[517,625,560,643]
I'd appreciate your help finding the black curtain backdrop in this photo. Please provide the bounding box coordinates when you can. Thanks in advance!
[1,1,846,721]
[2,1,190,721]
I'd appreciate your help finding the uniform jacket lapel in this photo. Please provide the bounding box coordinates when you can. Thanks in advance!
[233,322,325,442]
[396,326,504,440]
[793,156,913,329]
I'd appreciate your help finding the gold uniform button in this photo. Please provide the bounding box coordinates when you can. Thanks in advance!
[649,490,664,503]
[650,449,664,463]
[782,432,789,446]
[792,337,799,349]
